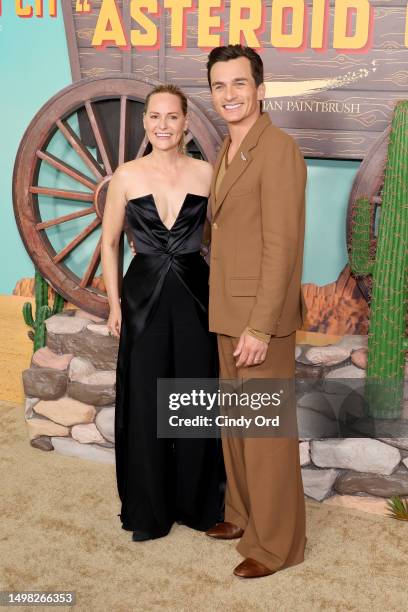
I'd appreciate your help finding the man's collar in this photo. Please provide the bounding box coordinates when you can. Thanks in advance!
[225,111,271,155]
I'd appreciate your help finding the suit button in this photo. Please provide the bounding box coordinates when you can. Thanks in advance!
[213,222,218,229]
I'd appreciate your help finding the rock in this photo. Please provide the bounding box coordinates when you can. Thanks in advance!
[45,314,89,334]
[33,397,96,426]
[403,458,408,469]
[95,406,115,443]
[323,494,389,516]
[295,362,323,379]
[379,438,408,451]
[351,417,408,439]
[325,365,366,379]
[71,423,106,444]
[305,346,350,367]
[351,348,368,370]
[75,309,105,323]
[32,347,74,370]
[25,397,39,419]
[299,441,310,466]
[334,335,368,352]
[69,357,96,382]
[335,470,408,497]
[47,327,118,370]
[51,437,115,464]
[297,406,340,439]
[22,368,67,400]
[68,380,115,406]
[30,436,54,451]
[96,441,115,448]
[27,418,69,440]
[87,323,111,336]
[295,346,302,360]
[301,468,339,501]
[79,371,116,386]
[298,391,341,420]
[31,346,73,371]
[311,439,401,475]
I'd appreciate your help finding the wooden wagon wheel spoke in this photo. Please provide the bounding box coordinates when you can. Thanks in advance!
[56,118,104,180]
[36,207,96,230]
[53,217,101,263]
[80,236,101,288]
[84,100,113,176]
[29,186,94,202]
[36,151,97,191]
[346,126,391,302]
[136,135,149,159]
[185,131,194,145]
[118,95,127,166]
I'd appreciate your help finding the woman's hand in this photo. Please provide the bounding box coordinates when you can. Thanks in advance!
[107,306,122,338]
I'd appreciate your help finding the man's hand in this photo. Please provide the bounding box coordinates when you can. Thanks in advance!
[233,330,268,368]
[130,240,136,256]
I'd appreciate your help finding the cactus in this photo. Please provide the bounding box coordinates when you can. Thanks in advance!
[23,270,65,352]
[350,101,408,418]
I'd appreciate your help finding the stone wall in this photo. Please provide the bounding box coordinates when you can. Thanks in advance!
[22,312,408,514]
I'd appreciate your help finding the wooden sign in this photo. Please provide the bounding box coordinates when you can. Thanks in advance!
[63,0,408,159]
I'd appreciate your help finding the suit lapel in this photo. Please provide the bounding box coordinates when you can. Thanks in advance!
[212,113,271,217]
[210,137,229,217]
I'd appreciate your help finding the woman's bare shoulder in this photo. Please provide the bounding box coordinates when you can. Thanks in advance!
[187,157,213,187]
[113,158,146,181]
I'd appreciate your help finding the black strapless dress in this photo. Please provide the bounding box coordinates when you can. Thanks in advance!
[115,193,225,539]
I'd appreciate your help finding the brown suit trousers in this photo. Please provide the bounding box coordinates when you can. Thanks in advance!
[217,332,306,572]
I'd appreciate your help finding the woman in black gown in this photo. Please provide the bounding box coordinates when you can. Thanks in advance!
[101,84,225,541]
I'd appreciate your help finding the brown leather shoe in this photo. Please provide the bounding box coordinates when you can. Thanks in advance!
[205,521,244,540]
[233,558,275,578]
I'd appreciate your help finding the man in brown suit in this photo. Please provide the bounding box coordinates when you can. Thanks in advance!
[205,45,307,578]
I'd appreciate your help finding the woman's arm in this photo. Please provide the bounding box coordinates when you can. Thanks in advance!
[101,168,127,336]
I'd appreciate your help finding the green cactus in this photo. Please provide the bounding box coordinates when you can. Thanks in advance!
[350,100,408,418]
[23,270,65,352]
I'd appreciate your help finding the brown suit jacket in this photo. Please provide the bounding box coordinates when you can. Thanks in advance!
[208,112,307,338]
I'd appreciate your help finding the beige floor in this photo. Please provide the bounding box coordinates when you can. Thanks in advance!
[1,399,408,611]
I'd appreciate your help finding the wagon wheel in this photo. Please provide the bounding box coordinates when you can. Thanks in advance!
[13,75,223,318]
[346,126,391,303]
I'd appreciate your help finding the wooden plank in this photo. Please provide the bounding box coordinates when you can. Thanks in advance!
[78,49,159,80]
[62,0,82,82]
[285,128,383,158]
[163,48,408,91]
[182,86,406,132]
[121,0,132,73]
[158,8,166,82]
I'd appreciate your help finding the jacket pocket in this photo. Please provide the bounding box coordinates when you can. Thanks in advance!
[230,277,259,296]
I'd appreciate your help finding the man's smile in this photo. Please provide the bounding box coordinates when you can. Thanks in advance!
[223,103,243,111]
